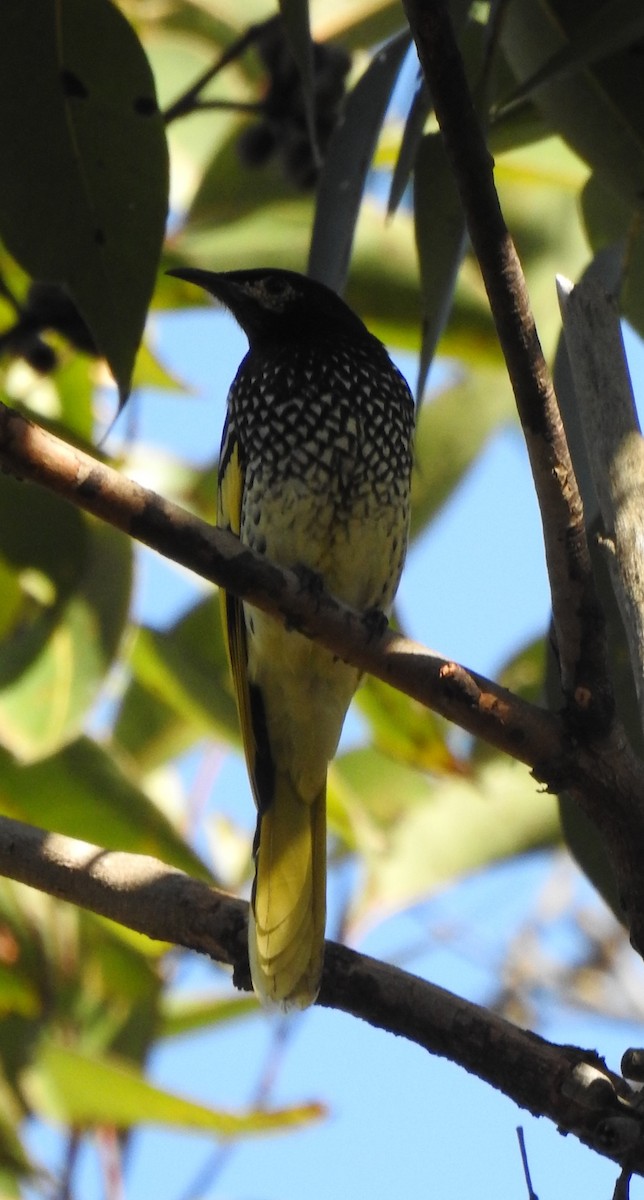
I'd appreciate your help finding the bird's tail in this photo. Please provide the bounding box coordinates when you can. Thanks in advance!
[249,772,326,1011]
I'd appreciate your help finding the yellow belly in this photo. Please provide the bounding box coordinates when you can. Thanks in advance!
[243,482,408,801]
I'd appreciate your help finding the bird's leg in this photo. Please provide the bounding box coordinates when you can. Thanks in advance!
[361,605,389,642]
[293,563,326,605]
[279,564,326,633]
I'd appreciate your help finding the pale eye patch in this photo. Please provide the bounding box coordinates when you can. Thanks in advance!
[243,279,298,311]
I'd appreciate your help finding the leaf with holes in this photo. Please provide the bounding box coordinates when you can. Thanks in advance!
[0,0,168,401]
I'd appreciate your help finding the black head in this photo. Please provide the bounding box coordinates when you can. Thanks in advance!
[166,266,372,347]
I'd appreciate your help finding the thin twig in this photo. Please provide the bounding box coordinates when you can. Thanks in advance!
[189,99,263,114]
[177,1020,296,1200]
[163,25,261,125]
[614,1167,631,1200]
[516,1127,539,1200]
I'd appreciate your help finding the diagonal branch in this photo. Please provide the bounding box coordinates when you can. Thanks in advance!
[1,812,643,1175]
[0,397,560,765]
[401,0,613,732]
[6,400,644,956]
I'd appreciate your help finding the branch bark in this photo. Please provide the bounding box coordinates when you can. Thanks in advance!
[401,0,613,733]
[558,275,644,737]
[1,813,643,1173]
[5,400,644,952]
[0,397,561,765]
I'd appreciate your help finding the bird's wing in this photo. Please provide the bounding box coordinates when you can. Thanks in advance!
[217,418,259,791]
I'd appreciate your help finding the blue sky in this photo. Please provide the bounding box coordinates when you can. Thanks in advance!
[25,310,644,1200]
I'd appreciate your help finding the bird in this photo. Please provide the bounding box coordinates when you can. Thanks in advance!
[167,265,415,1010]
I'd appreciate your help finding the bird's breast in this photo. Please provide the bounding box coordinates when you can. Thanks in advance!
[233,336,414,609]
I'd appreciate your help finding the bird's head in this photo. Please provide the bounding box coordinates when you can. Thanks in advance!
[166,266,370,347]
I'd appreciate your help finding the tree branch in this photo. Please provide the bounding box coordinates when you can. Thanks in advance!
[0,397,560,765]
[558,275,644,738]
[6,400,644,953]
[401,0,613,731]
[1,812,643,1174]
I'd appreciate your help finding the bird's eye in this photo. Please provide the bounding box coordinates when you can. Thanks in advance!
[262,277,287,297]
[253,275,297,311]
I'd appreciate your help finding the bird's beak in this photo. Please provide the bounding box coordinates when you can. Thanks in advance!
[166,266,225,298]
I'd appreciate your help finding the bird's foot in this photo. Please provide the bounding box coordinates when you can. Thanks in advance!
[283,564,325,632]
[293,564,325,607]
[362,605,389,641]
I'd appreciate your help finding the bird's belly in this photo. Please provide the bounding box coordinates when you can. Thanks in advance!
[246,616,359,802]
[242,479,408,801]
[243,475,408,610]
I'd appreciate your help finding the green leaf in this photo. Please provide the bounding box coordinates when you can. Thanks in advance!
[0,737,211,882]
[499,0,644,111]
[497,636,547,708]
[188,123,297,229]
[354,675,460,775]
[0,475,132,762]
[0,964,40,1022]
[336,749,560,932]
[159,992,258,1039]
[0,1069,34,1188]
[413,132,467,401]
[580,172,644,341]
[314,1,405,51]
[387,80,431,217]
[113,596,238,772]
[386,0,474,220]
[23,1039,325,1135]
[409,368,515,541]
[50,351,96,442]
[308,30,410,292]
[0,0,169,400]
[488,97,550,156]
[500,0,644,207]
[279,0,318,164]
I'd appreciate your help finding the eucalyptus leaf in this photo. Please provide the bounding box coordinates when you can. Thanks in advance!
[500,0,644,206]
[0,0,168,400]
[159,993,257,1039]
[336,749,560,932]
[0,737,211,882]
[0,475,132,762]
[113,595,238,772]
[413,132,467,402]
[308,29,410,292]
[279,0,318,164]
[355,675,459,775]
[409,367,515,541]
[388,79,431,217]
[580,172,644,341]
[499,0,644,111]
[23,1039,323,1135]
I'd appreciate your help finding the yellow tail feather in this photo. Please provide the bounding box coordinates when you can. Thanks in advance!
[249,772,326,1011]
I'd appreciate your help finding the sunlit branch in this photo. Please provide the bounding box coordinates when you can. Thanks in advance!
[0,398,561,767]
[0,813,642,1175]
[6,401,644,955]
